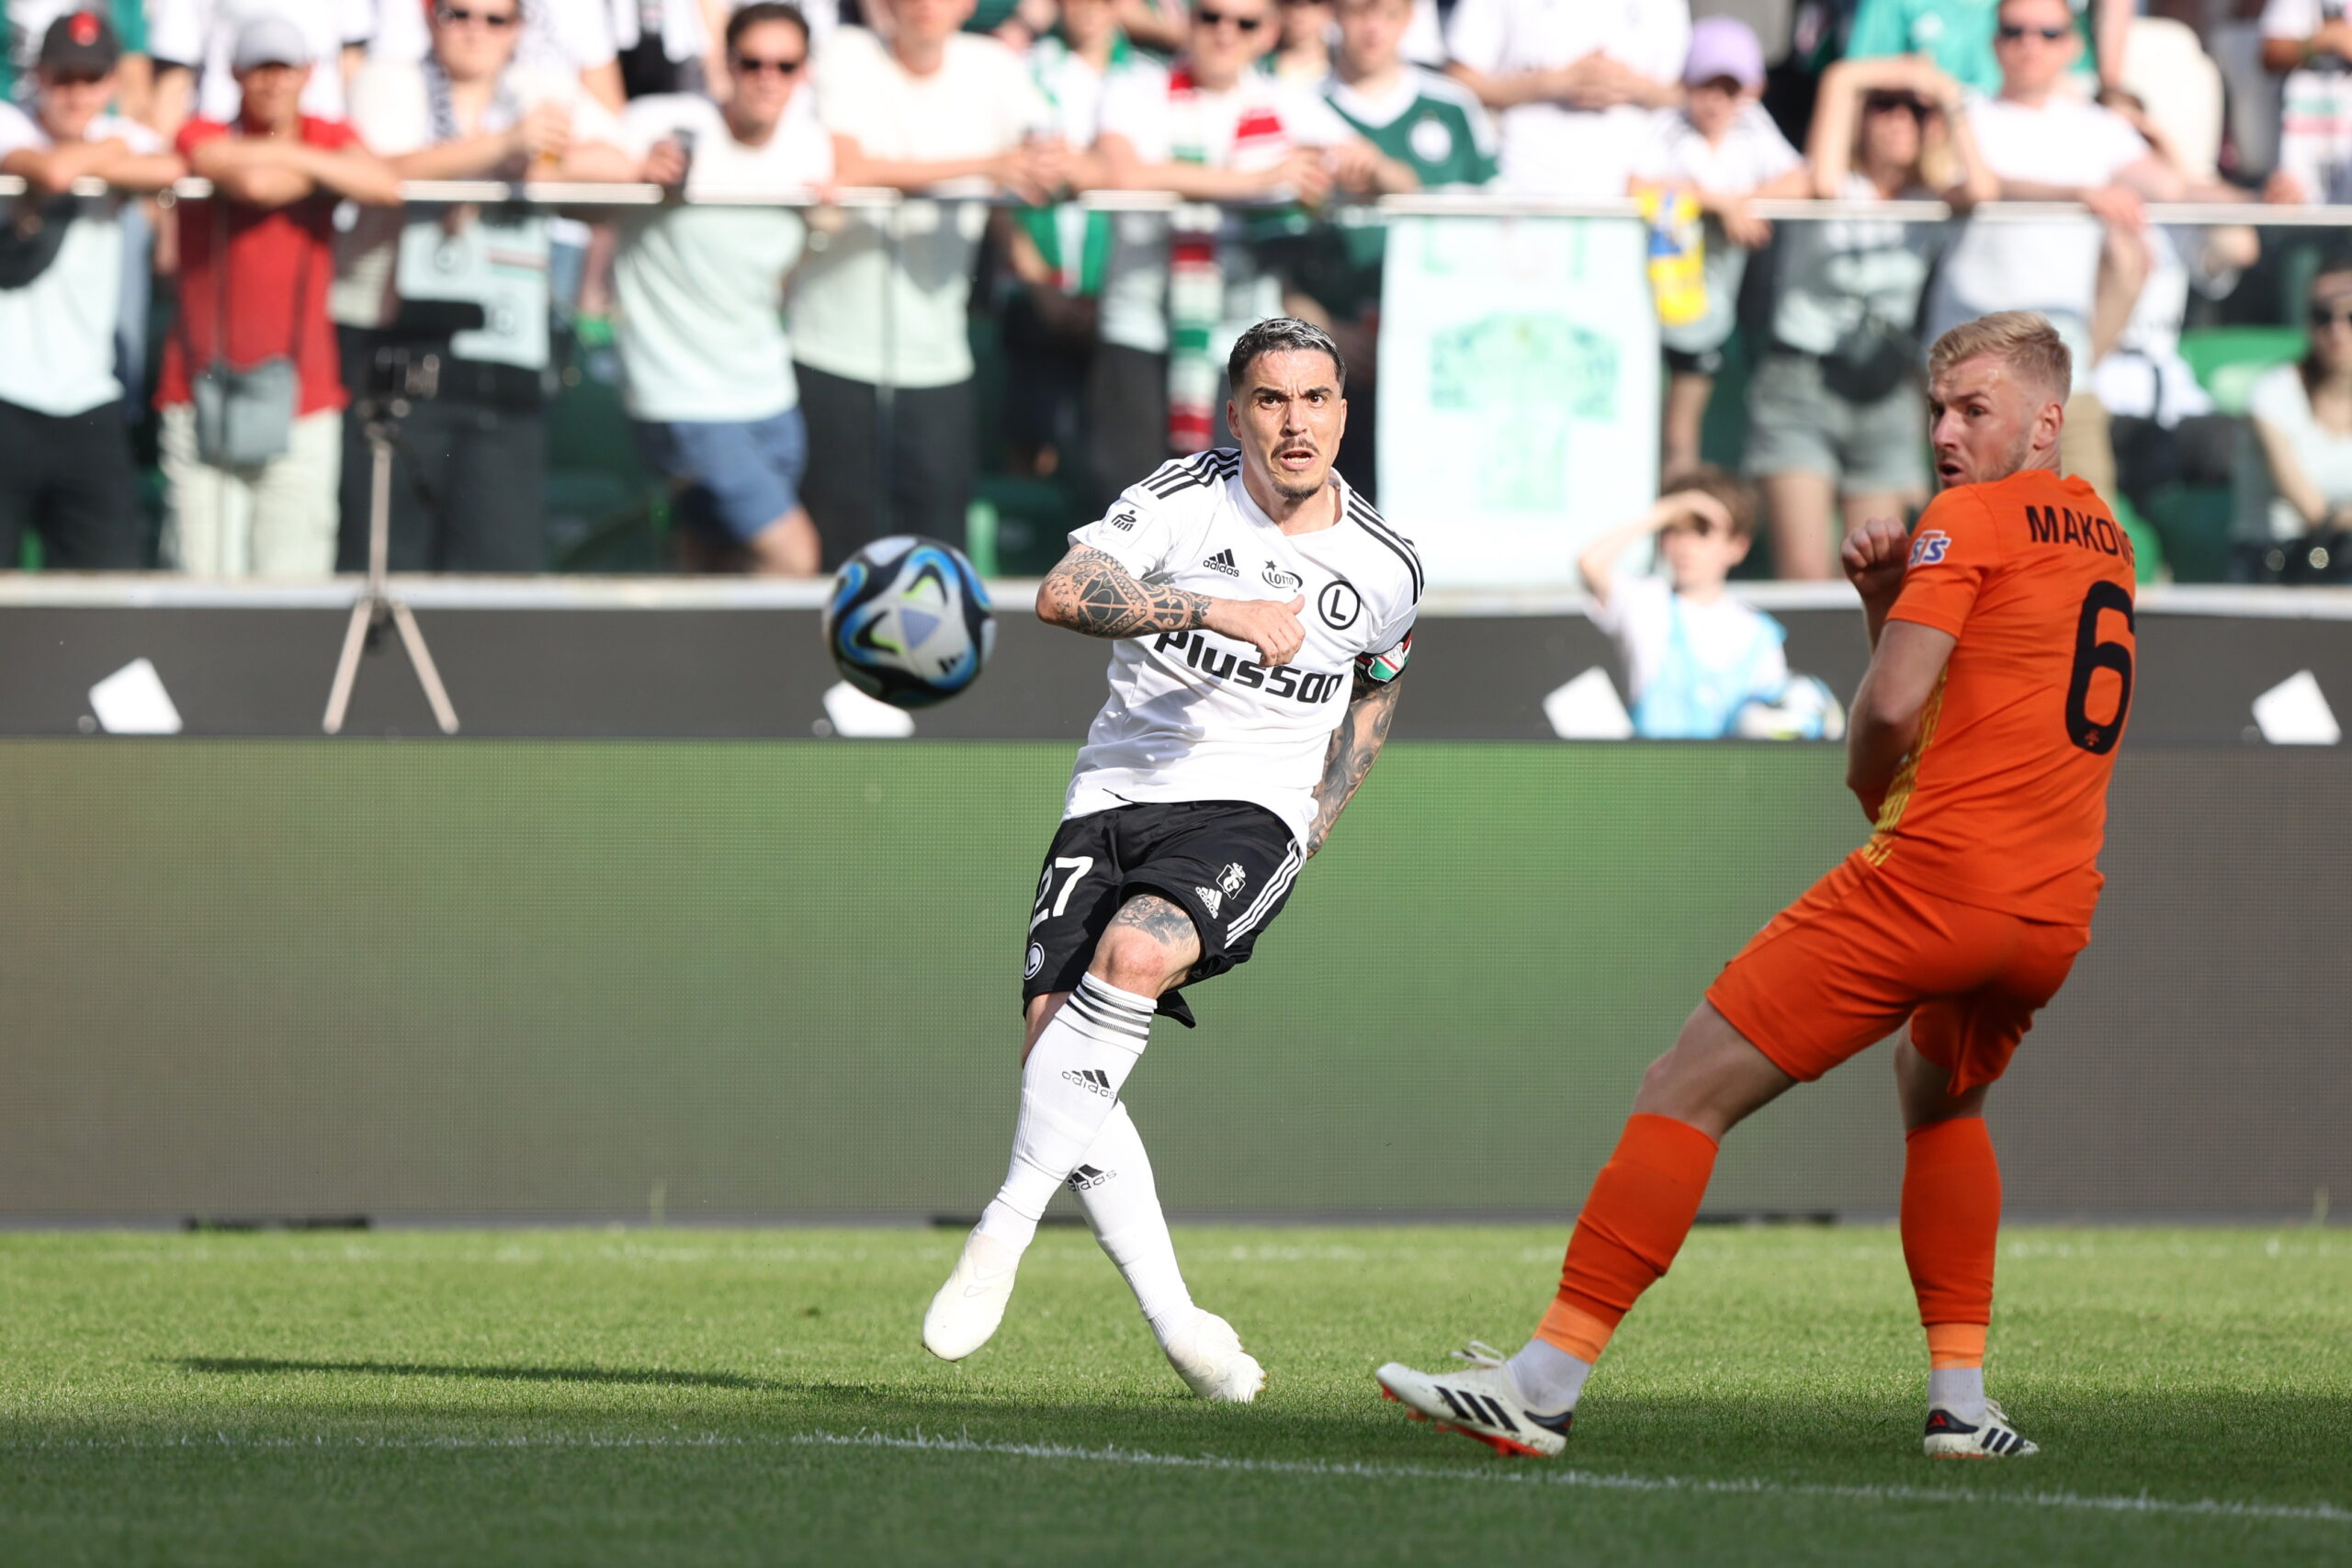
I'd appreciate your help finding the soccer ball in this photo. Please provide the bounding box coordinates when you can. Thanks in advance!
[1733,674,1848,741]
[823,536,996,709]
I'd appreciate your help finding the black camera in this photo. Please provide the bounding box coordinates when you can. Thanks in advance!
[366,299,489,403]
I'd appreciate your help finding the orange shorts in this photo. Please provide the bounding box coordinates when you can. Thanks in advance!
[1705,852,2091,1093]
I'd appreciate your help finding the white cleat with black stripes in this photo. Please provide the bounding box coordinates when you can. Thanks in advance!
[1375,1344,1570,1458]
[1923,1400,2040,1458]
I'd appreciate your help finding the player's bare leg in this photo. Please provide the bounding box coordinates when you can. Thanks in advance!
[1377,1003,1793,1454]
[1896,1035,2035,1456]
[927,896,1261,1396]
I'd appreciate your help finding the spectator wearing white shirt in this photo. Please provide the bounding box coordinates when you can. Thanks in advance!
[1090,0,1412,498]
[2260,0,2352,204]
[334,0,634,572]
[1442,0,1689,197]
[370,0,626,110]
[149,0,376,135]
[617,3,834,574]
[0,14,182,568]
[1924,0,2183,497]
[1626,17,1808,479]
[2247,260,2352,571]
[786,0,1062,565]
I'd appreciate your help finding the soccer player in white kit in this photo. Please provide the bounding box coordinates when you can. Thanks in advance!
[922,318,1422,1398]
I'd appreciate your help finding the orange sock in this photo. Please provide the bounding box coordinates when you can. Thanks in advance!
[1901,1115,2000,1356]
[1537,1113,1720,1363]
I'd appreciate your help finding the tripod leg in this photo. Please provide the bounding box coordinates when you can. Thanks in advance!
[322,599,373,735]
[390,599,460,735]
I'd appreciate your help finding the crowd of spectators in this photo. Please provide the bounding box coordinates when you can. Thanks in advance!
[1,0,2351,581]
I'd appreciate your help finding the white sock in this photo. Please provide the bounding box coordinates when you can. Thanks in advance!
[1929,1367,1987,1424]
[1068,1100,1197,1346]
[975,974,1156,1253]
[1506,1337,1593,1417]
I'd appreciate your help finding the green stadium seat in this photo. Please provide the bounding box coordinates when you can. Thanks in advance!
[2177,325,2305,416]
[2106,491,2167,583]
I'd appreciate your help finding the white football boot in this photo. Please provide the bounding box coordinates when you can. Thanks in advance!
[1161,1310,1266,1402]
[922,1229,1023,1360]
[1923,1400,2040,1458]
[1375,1343,1571,1457]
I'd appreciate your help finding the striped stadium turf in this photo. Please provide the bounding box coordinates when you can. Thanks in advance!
[1,1225,2345,1565]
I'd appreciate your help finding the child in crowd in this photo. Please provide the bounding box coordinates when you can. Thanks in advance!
[1627,17,1809,478]
[1578,466,1789,739]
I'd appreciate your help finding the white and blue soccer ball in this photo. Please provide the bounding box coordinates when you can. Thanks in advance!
[823,536,996,709]
[1733,674,1848,741]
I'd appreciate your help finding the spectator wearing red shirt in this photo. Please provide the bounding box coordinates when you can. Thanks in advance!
[158,15,400,578]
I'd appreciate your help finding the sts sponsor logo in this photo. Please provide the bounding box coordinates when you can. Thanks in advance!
[1909,530,1952,567]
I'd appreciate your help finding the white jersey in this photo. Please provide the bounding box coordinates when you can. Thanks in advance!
[1062,450,1421,845]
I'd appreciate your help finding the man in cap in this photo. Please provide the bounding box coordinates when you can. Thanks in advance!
[0,12,183,569]
[157,14,401,577]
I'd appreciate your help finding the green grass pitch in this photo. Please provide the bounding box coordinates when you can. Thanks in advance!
[3,1225,2346,1565]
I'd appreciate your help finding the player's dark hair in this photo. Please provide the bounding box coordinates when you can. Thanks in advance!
[1227,316,1347,396]
[1659,464,1758,539]
[728,1,810,52]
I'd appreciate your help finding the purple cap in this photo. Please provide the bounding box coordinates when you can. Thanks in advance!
[1683,16,1765,90]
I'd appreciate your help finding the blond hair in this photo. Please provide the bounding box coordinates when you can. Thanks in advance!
[1928,312,2072,400]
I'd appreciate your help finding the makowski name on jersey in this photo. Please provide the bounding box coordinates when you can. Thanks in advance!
[1058,450,1421,847]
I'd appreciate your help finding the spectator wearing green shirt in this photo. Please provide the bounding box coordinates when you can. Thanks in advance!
[1842,0,2128,97]
[1282,0,1495,496]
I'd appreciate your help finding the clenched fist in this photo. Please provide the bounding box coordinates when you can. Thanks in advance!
[1204,594,1307,669]
[1841,515,1913,604]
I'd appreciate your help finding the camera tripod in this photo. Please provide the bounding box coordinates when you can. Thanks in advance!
[322,392,460,735]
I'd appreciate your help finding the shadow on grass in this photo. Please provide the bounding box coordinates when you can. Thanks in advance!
[170,1358,781,1392]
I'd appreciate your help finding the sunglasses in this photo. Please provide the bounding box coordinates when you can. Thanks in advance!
[1996,22,2069,40]
[732,52,805,74]
[1195,7,1267,31]
[1862,91,1928,118]
[2310,303,2352,328]
[436,5,519,27]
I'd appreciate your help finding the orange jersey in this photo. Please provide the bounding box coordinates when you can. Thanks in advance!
[1861,469,2136,926]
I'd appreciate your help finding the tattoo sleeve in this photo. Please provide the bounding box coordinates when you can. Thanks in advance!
[1305,668,1403,856]
[1036,545,1213,639]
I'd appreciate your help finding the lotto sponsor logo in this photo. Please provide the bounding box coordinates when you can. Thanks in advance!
[1202,549,1240,577]
[1262,561,1304,592]
[2024,504,2135,562]
[1909,530,1951,567]
[1150,631,1346,704]
[1062,1067,1115,1098]
[1195,885,1225,916]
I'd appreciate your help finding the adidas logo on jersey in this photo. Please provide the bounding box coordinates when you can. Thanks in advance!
[1195,885,1224,915]
[1201,549,1239,577]
[1062,1067,1115,1098]
[1067,1164,1116,1192]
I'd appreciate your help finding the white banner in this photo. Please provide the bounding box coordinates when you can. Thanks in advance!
[1375,216,1659,590]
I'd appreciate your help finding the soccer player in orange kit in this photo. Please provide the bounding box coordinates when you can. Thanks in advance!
[1375,312,2137,1460]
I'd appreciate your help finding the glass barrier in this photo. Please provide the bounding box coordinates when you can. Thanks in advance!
[1,178,2344,586]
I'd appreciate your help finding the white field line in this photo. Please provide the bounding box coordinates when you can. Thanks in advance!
[795,1428,2352,1527]
[8,1426,2342,1527]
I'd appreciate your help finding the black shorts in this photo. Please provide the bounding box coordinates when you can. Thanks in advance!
[1021,799,1304,1029]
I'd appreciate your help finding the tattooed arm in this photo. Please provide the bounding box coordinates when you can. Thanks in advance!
[1305,668,1404,856]
[1036,544,1308,667]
